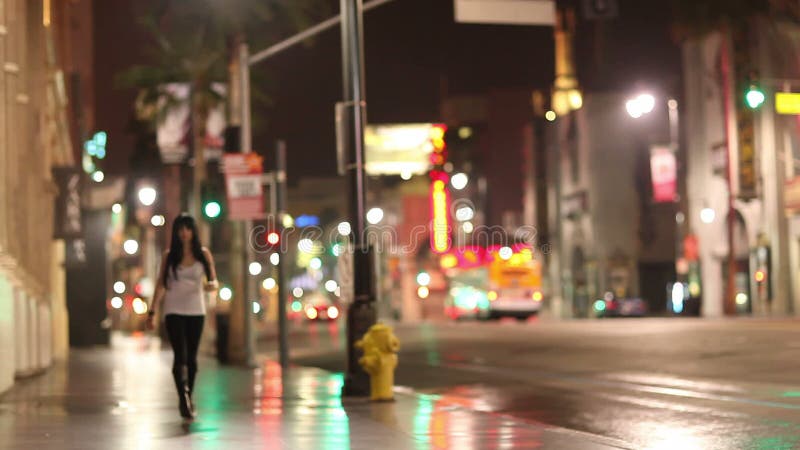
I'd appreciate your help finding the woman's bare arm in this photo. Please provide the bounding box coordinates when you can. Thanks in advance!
[150,251,169,314]
[202,247,218,291]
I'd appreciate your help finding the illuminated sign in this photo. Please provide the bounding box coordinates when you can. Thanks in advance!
[430,173,452,254]
[364,123,444,176]
[776,92,800,115]
[454,0,556,26]
[295,215,320,227]
[650,146,677,203]
[439,244,534,270]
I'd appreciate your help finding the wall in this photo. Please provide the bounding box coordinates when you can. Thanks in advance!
[551,93,677,317]
[0,0,85,394]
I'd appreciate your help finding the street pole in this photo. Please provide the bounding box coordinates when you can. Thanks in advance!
[240,42,256,367]
[669,99,686,285]
[340,0,376,397]
[275,140,289,370]
[721,37,737,316]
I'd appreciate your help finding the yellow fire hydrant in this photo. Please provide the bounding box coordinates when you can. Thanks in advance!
[356,323,400,401]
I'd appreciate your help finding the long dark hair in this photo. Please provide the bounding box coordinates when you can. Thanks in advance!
[163,213,211,288]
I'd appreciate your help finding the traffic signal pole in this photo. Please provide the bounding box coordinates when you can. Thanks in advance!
[340,0,376,397]
[275,141,289,370]
[236,0,395,386]
[239,42,256,367]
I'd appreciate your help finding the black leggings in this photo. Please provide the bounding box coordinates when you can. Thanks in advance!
[165,314,204,395]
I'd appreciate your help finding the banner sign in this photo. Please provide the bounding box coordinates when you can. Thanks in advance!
[156,83,226,164]
[65,238,87,268]
[650,146,677,203]
[785,176,800,212]
[53,168,83,238]
[222,153,264,220]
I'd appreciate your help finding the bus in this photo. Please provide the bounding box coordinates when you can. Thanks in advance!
[440,244,543,321]
[485,245,543,320]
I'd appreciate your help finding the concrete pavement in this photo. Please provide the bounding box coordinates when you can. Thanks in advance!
[0,332,630,449]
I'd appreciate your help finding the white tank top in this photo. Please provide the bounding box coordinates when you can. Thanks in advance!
[163,261,206,316]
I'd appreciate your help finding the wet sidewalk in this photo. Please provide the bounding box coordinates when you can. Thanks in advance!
[0,334,630,449]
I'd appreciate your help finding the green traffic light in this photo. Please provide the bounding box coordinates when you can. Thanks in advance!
[594,300,606,312]
[204,201,222,219]
[746,86,766,109]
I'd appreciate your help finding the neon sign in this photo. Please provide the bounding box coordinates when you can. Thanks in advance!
[430,173,451,254]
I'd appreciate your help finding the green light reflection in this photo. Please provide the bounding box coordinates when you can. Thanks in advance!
[413,394,436,450]
[323,373,350,450]
[420,324,441,366]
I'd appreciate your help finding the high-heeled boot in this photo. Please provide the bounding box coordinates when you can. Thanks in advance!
[172,366,195,419]
[187,366,197,415]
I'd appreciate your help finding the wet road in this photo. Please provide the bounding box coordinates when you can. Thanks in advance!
[266,318,800,449]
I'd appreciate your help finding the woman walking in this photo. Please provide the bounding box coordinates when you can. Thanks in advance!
[147,213,218,419]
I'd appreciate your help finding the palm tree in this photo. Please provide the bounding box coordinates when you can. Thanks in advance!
[117,0,329,221]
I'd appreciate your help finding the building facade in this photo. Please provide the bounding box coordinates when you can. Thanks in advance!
[0,0,91,393]
[683,18,800,317]
[546,93,679,318]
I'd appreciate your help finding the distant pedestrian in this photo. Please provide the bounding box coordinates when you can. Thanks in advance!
[147,213,218,420]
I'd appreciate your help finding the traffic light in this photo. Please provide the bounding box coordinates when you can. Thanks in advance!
[201,182,224,221]
[745,85,766,109]
[204,200,222,219]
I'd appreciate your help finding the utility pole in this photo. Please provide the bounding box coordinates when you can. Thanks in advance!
[340,0,376,397]
[239,42,257,367]
[230,0,397,376]
[274,141,289,370]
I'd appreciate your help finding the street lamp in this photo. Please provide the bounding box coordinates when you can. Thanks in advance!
[451,173,469,190]
[150,215,166,227]
[337,221,352,236]
[366,208,384,225]
[138,186,157,207]
[701,207,716,224]
[123,239,139,255]
[248,262,263,276]
[627,92,685,288]
[625,93,656,119]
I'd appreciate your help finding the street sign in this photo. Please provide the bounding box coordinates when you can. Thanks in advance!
[776,92,800,115]
[337,243,354,304]
[222,153,264,220]
[454,0,556,26]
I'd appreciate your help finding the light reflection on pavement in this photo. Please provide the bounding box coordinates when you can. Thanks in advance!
[288,318,800,450]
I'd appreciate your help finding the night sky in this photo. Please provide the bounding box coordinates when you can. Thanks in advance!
[94,0,682,183]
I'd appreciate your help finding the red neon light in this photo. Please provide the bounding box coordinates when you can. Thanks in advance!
[430,171,451,254]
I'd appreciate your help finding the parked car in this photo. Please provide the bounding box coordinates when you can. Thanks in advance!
[298,291,341,321]
[445,284,490,320]
[595,292,647,317]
